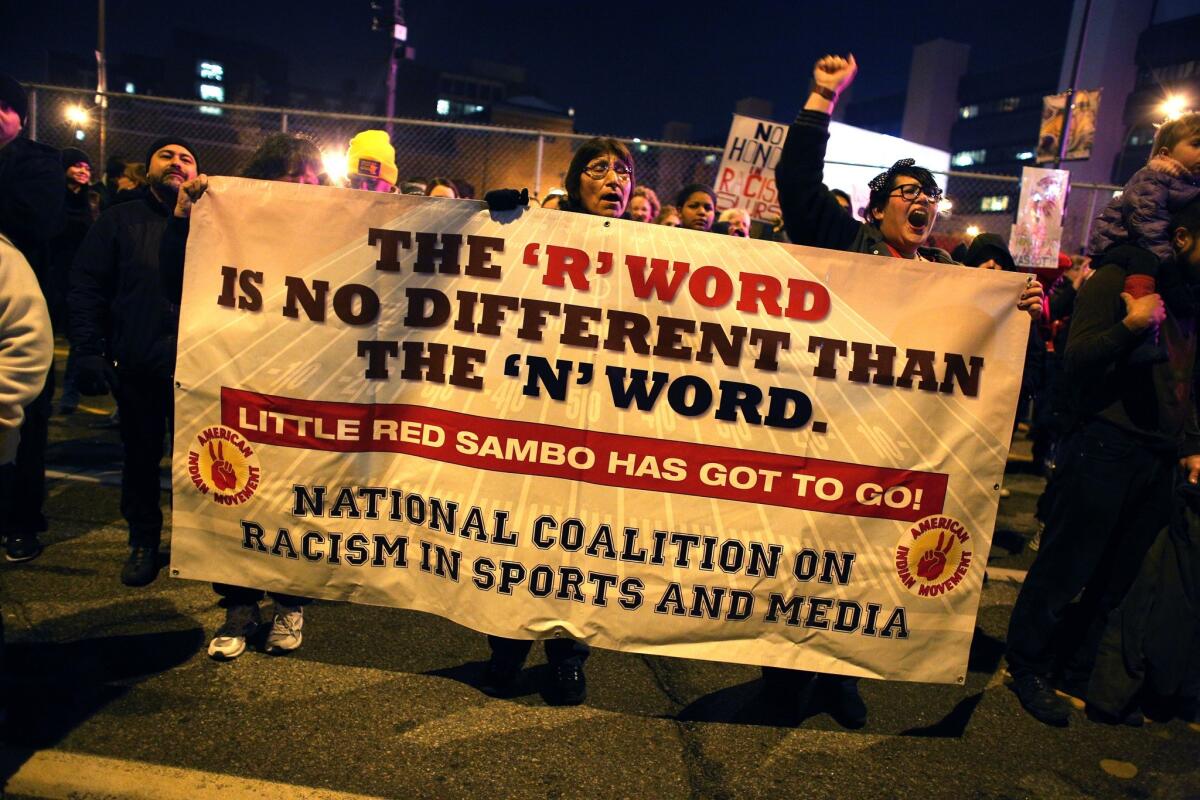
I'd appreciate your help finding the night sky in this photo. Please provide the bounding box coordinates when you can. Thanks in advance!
[3,0,1075,140]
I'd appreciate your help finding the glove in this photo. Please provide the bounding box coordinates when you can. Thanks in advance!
[483,188,529,211]
[77,354,115,396]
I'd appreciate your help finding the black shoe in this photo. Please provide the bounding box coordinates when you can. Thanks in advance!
[1086,704,1144,727]
[4,534,43,563]
[120,546,161,587]
[760,667,817,723]
[480,660,522,698]
[819,675,868,729]
[1011,672,1070,726]
[548,663,586,706]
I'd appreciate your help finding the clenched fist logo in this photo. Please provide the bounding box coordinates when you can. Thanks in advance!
[916,533,953,580]
[209,441,237,492]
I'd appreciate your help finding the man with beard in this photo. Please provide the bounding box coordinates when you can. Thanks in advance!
[1006,199,1200,727]
[70,137,199,586]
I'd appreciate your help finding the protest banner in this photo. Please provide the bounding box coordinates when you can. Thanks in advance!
[714,113,949,222]
[171,178,1029,683]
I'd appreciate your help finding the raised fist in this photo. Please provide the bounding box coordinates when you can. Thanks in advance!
[813,53,857,94]
[916,533,953,581]
[209,441,237,492]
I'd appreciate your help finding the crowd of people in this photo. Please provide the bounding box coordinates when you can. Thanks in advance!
[1,49,1198,733]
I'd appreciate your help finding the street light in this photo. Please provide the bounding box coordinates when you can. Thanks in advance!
[965,225,981,238]
[1159,94,1190,122]
[321,149,348,186]
[64,104,90,125]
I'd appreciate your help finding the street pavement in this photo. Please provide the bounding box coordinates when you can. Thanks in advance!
[2,352,1199,799]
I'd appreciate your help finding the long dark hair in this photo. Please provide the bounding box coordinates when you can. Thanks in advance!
[562,137,635,212]
[674,183,716,209]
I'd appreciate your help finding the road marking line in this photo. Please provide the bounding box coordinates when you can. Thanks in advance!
[45,468,169,490]
[985,567,1028,583]
[4,750,391,800]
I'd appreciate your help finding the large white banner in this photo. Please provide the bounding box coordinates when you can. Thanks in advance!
[171,177,1028,683]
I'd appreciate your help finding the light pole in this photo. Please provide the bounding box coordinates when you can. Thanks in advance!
[381,0,407,137]
[96,0,107,167]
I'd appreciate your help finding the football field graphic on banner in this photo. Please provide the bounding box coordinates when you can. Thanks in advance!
[171,177,1028,683]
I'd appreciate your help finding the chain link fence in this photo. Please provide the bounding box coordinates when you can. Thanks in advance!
[25,83,1118,258]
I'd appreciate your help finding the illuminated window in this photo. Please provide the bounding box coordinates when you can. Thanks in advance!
[980,195,1010,212]
[959,105,979,119]
[704,154,717,164]
[199,83,225,102]
[124,82,136,94]
[1016,151,1034,161]
[1000,96,1020,111]
[952,149,986,167]
[436,99,450,115]
[198,61,224,81]
[198,105,223,116]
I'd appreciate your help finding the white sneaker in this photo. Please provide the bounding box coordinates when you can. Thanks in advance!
[264,603,304,654]
[208,604,261,660]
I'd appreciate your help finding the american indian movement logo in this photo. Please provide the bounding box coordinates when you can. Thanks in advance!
[186,424,261,506]
[895,515,973,597]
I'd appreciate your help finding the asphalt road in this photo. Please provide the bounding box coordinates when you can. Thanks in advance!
[2,355,1199,799]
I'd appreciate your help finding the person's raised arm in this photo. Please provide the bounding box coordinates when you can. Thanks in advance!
[776,53,864,251]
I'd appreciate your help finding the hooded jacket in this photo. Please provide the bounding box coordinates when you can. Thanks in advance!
[1089,166,1200,263]
[0,233,53,463]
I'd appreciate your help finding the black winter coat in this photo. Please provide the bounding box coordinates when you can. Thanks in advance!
[0,137,65,284]
[68,187,178,376]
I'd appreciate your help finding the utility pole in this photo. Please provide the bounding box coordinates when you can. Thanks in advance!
[1054,0,1092,169]
[96,0,108,167]
[378,0,407,137]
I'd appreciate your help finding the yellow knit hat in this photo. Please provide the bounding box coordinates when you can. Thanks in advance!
[346,130,398,186]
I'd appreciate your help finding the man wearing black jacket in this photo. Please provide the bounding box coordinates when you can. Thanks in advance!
[0,74,65,563]
[69,137,199,586]
[1006,204,1200,726]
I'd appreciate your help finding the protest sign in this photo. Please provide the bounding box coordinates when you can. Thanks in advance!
[171,178,1028,683]
[1009,166,1070,268]
[714,114,950,222]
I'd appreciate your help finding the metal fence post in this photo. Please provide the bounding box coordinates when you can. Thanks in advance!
[1081,186,1101,255]
[281,112,288,133]
[27,87,37,141]
[534,134,544,199]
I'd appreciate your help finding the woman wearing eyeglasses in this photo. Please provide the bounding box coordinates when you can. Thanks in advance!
[480,137,633,708]
[558,137,635,217]
[765,53,1044,729]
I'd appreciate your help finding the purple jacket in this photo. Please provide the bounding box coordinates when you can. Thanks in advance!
[1088,166,1200,263]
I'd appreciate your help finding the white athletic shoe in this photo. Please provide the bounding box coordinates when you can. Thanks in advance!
[207,604,261,660]
[264,603,304,654]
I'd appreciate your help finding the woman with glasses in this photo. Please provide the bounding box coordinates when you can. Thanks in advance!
[557,137,636,217]
[480,137,634,707]
[764,53,1044,729]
